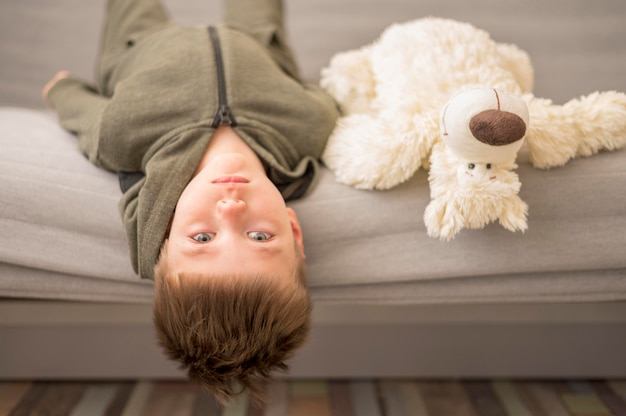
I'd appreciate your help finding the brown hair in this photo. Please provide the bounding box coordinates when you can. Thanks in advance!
[152,245,310,405]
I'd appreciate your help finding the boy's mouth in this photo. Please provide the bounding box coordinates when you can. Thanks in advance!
[212,176,249,184]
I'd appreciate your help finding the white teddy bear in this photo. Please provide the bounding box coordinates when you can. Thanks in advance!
[320,17,626,240]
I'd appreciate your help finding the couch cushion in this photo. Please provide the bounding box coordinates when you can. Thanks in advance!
[1,108,625,303]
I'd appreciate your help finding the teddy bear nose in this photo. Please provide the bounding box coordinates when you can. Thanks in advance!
[469,109,527,146]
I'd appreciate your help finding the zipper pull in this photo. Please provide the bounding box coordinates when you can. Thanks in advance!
[213,104,236,127]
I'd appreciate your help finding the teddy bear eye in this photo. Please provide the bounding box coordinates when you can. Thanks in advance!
[486,163,492,169]
[468,163,475,170]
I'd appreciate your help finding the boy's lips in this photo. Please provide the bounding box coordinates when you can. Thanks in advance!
[212,176,249,184]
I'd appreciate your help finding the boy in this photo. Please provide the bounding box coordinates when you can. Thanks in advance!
[43,0,339,404]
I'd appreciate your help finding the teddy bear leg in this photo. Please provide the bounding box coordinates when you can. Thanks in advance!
[565,91,626,157]
[320,47,376,114]
[423,144,471,240]
[525,91,626,168]
[524,95,586,168]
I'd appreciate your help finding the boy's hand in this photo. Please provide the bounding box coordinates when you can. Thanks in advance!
[42,70,70,106]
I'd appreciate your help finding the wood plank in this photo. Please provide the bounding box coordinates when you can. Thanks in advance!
[263,381,289,416]
[463,381,508,416]
[288,381,331,416]
[329,381,355,416]
[350,381,383,416]
[591,381,626,416]
[561,393,612,416]
[69,383,118,416]
[222,391,250,416]
[491,381,534,416]
[9,382,85,416]
[192,390,221,416]
[0,382,32,416]
[398,382,430,416]
[121,381,153,416]
[378,381,408,416]
[525,382,570,416]
[418,381,477,416]
[104,382,135,416]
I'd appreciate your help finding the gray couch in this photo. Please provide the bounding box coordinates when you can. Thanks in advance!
[1,0,625,379]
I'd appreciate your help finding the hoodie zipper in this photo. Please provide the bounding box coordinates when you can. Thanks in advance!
[208,26,236,127]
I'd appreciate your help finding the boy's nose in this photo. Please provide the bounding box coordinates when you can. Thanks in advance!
[216,199,246,216]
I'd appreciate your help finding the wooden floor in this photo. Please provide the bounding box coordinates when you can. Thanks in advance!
[1,379,625,416]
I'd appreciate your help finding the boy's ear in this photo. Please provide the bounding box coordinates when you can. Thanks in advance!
[286,208,306,259]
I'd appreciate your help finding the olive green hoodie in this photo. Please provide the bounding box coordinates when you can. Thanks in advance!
[47,1,339,279]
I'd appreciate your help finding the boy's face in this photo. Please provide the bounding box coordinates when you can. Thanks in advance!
[165,152,305,280]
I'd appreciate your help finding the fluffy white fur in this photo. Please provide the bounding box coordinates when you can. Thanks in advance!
[320,17,626,240]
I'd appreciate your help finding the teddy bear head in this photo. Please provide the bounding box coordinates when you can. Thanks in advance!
[440,87,529,164]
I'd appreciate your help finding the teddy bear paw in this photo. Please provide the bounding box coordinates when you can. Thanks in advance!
[320,48,376,114]
[424,198,464,241]
[497,196,529,233]
[322,114,423,190]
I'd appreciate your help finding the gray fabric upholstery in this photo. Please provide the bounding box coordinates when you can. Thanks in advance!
[1,108,625,303]
[1,0,625,304]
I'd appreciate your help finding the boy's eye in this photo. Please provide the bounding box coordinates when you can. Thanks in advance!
[192,233,214,242]
[248,232,272,241]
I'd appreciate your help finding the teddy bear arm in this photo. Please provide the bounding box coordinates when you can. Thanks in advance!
[320,47,377,114]
[523,95,580,168]
[564,91,626,157]
[424,197,464,241]
[498,195,529,233]
[525,91,626,168]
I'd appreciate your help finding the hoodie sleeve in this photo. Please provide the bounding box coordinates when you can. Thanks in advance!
[46,77,120,171]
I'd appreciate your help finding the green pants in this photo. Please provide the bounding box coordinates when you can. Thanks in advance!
[97,0,299,95]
